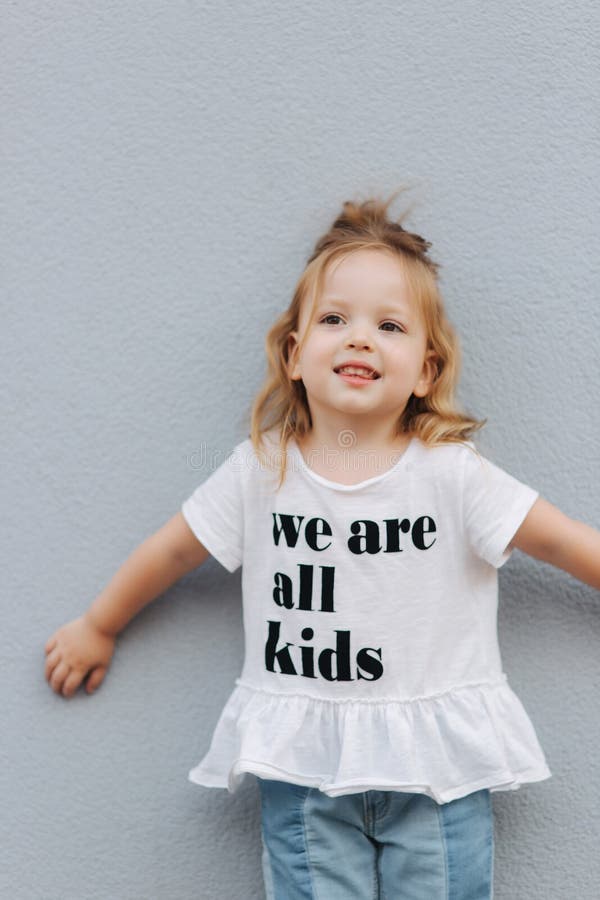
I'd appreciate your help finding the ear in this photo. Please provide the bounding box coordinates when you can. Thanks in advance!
[287,331,302,381]
[412,351,439,398]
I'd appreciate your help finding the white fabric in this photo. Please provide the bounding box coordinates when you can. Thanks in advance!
[181,432,551,803]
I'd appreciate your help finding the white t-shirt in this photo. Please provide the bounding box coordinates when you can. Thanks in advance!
[181,432,551,803]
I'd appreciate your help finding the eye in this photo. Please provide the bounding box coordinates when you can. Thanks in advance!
[379,320,405,333]
[319,314,345,325]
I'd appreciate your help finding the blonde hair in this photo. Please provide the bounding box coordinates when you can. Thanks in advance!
[249,190,485,487]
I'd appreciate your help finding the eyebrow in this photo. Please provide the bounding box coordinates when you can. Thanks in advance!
[318,296,413,318]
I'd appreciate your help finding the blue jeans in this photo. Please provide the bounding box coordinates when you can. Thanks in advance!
[257,778,494,900]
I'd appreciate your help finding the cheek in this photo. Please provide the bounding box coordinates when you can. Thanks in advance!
[303,335,331,364]
[404,337,428,365]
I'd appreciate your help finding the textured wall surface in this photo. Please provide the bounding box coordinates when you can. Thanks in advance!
[4,2,600,898]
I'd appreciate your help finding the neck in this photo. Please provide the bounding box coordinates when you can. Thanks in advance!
[298,413,410,454]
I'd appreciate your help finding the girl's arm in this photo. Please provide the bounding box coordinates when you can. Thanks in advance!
[507,498,600,590]
[44,512,209,698]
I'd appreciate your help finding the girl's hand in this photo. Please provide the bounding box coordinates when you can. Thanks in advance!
[44,614,116,698]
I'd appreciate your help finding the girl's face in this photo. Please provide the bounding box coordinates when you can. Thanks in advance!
[287,248,438,434]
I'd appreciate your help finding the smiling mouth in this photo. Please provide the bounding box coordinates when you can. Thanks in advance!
[334,365,381,380]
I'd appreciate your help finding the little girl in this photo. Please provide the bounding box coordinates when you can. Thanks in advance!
[45,194,600,900]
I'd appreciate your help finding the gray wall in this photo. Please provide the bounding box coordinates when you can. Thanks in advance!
[4,2,599,898]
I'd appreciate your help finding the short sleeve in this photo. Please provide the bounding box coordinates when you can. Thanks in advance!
[462,447,539,569]
[181,448,245,573]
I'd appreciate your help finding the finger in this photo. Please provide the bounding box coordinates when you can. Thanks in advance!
[45,635,57,654]
[62,669,84,698]
[86,666,107,694]
[45,648,62,682]
[50,661,70,694]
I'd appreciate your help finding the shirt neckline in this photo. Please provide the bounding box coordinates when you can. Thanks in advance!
[288,435,419,492]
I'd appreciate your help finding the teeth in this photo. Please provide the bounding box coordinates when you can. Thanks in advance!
[338,366,376,378]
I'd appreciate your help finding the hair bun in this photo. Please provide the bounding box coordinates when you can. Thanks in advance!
[309,193,439,275]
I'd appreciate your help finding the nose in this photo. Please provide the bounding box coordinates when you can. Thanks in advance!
[343,314,375,350]
[345,329,373,351]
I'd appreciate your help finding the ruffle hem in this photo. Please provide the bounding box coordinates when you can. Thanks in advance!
[188,675,551,804]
